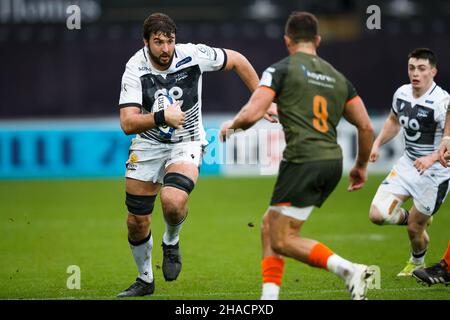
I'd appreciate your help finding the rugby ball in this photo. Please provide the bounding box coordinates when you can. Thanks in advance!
[153,95,176,139]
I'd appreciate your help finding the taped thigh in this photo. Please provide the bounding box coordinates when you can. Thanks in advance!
[371,189,405,223]
[126,193,157,215]
[163,172,195,194]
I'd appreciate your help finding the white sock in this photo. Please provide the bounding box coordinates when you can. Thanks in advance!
[410,249,426,265]
[261,283,280,300]
[162,218,184,246]
[129,233,153,283]
[327,254,355,281]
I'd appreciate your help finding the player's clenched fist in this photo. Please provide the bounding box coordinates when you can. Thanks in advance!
[164,101,185,129]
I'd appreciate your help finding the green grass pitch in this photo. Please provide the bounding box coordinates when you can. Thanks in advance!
[0,175,449,300]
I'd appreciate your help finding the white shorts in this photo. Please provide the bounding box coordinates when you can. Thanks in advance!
[376,155,450,216]
[125,137,204,184]
[269,205,314,221]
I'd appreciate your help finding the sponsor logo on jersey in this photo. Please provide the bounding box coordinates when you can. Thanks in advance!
[174,71,189,83]
[425,100,434,104]
[301,65,336,83]
[138,66,151,72]
[176,56,192,68]
[417,109,429,118]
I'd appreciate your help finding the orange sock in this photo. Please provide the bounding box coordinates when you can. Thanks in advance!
[308,242,334,270]
[261,256,285,286]
[443,241,450,267]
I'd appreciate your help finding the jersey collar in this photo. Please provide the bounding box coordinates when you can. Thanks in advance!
[410,81,437,103]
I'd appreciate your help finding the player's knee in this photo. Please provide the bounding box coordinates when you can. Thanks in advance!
[127,214,150,238]
[161,174,193,221]
[271,241,286,256]
[370,191,404,225]
[369,205,384,225]
[270,235,288,256]
[127,218,148,233]
[161,192,186,221]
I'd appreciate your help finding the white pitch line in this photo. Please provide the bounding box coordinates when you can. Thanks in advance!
[22,286,446,300]
[321,234,387,241]
[150,286,447,298]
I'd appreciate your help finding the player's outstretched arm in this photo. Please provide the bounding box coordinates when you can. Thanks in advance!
[120,103,185,135]
[219,87,275,141]
[369,111,401,162]
[343,96,374,191]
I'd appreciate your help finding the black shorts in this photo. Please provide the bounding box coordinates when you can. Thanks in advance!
[270,159,343,208]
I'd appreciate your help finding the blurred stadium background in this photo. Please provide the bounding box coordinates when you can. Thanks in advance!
[0,0,449,300]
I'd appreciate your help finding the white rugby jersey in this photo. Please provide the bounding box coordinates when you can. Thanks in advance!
[392,82,450,161]
[119,43,227,144]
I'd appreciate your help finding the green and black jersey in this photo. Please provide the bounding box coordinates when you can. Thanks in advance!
[260,51,358,164]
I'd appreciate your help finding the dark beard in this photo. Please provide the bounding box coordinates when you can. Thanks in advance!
[147,46,174,69]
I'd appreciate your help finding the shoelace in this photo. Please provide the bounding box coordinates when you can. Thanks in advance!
[165,249,180,263]
[127,280,145,291]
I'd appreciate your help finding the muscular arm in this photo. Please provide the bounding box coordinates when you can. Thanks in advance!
[343,96,374,167]
[343,96,374,191]
[219,87,275,141]
[374,111,401,148]
[223,49,259,93]
[120,107,157,135]
[368,111,401,162]
[120,103,184,135]
[229,87,274,129]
